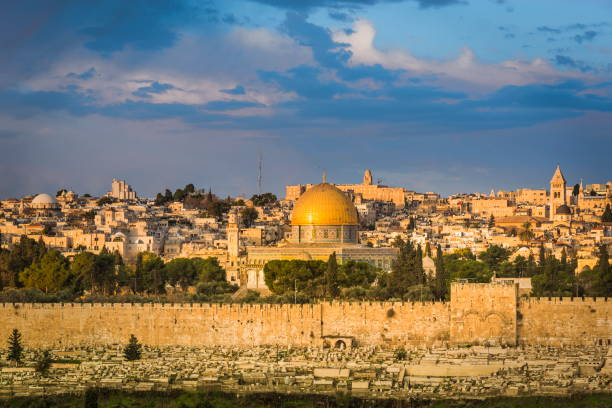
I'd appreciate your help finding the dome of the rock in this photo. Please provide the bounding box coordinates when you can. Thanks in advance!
[291,183,359,226]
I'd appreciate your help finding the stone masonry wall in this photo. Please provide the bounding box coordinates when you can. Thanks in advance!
[0,301,449,349]
[0,284,610,348]
[519,297,612,346]
[450,283,518,346]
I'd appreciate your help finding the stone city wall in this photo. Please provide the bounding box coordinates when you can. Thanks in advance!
[0,283,610,348]
[518,297,612,346]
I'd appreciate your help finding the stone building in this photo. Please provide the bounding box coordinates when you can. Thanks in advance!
[240,182,399,289]
[107,178,137,200]
[286,169,411,208]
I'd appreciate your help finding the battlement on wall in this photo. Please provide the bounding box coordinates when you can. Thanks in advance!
[0,284,609,348]
[521,297,609,305]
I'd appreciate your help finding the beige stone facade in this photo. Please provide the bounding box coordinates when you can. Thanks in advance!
[1,283,610,349]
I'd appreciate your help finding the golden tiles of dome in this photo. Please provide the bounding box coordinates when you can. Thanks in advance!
[291,183,359,226]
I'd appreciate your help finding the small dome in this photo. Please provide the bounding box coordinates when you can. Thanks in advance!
[291,183,359,226]
[556,204,571,215]
[31,193,58,205]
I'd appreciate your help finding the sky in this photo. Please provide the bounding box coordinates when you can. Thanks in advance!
[1,0,611,199]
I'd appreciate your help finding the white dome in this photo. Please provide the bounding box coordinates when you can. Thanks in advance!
[31,193,58,205]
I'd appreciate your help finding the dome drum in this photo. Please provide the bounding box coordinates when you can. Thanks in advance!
[291,224,358,244]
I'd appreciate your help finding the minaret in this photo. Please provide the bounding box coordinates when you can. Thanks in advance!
[363,169,373,185]
[227,209,240,259]
[549,165,567,221]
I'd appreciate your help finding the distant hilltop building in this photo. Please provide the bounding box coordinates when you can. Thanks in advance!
[286,169,432,208]
[107,178,137,200]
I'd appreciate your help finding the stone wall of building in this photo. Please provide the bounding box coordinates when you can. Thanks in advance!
[518,297,612,346]
[0,284,610,349]
[450,283,518,346]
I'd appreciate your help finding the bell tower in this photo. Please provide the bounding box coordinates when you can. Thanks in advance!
[549,165,567,220]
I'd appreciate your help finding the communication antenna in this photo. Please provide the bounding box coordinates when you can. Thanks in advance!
[258,151,263,194]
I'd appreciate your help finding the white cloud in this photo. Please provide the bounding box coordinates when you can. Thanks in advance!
[333,19,587,92]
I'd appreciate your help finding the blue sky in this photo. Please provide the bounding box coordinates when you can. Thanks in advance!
[1,0,611,199]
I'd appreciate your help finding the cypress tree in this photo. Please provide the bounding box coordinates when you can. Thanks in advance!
[434,245,448,300]
[34,349,53,376]
[7,329,23,366]
[538,244,546,266]
[123,334,142,361]
[596,244,611,296]
[325,252,340,298]
[84,388,99,408]
[602,204,612,223]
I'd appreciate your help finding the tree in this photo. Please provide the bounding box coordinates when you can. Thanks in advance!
[433,245,448,300]
[7,329,24,366]
[572,183,580,197]
[240,207,258,228]
[478,245,510,272]
[138,252,166,295]
[165,258,198,289]
[488,214,495,228]
[184,183,195,194]
[518,222,534,242]
[123,334,142,361]
[96,196,114,206]
[250,193,277,206]
[35,350,53,376]
[84,388,99,408]
[595,244,611,296]
[602,204,612,223]
[407,217,416,231]
[19,250,71,293]
[325,252,340,298]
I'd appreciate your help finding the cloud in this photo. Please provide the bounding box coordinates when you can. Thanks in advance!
[537,26,561,34]
[66,67,97,80]
[203,100,265,111]
[79,0,206,54]
[248,0,466,11]
[554,55,595,73]
[333,19,584,91]
[220,85,247,95]
[132,81,176,98]
[574,31,598,44]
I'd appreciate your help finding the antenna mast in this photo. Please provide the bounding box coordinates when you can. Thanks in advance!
[258,151,263,194]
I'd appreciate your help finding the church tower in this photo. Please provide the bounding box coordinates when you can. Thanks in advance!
[363,169,373,185]
[549,165,567,220]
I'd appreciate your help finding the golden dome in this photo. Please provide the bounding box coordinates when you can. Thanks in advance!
[291,183,359,226]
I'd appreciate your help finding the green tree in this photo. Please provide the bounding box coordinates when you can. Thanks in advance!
[250,193,278,206]
[0,236,47,288]
[96,196,113,206]
[572,183,580,196]
[602,204,612,223]
[594,244,611,296]
[478,245,510,272]
[518,222,535,242]
[123,334,142,361]
[488,214,495,228]
[433,245,449,300]
[34,349,53,377]
[138,252,166,295]
[195,257,226,283]
[7,329,24,366]
[19,250,71,293]
[325,252,340,298]
[84,388,99,408]
[184,183,195,194]
[165,258,198,289]
[240,207,259,228]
